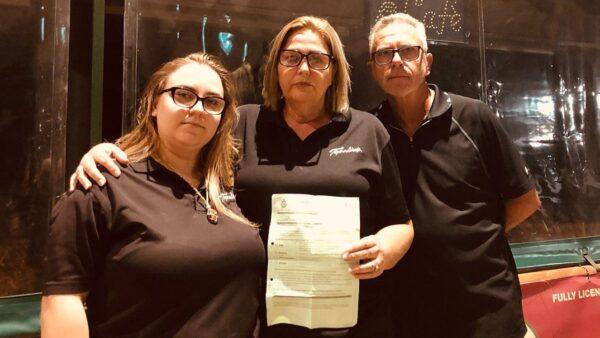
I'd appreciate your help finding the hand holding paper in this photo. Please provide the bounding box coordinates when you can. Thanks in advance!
[342,235,385,279]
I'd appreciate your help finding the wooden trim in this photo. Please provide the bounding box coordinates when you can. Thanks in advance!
[519,265,597,285]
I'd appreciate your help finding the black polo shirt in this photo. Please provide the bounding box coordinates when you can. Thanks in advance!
[43,157,265,338]
[373,85,534,338]
[234,104,410,338]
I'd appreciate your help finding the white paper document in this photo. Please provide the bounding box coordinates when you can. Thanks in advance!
[266,194,360,329]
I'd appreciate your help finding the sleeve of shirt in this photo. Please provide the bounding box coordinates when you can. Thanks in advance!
[376,140,412,226]
[477,103,535,200]
[42,186,111,295]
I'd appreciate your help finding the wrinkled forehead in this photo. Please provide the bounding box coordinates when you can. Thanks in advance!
[372,23,422,51]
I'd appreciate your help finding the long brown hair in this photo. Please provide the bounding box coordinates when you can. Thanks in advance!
[116,52,251,226]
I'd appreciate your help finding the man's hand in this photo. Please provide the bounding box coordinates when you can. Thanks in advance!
[69,143,129,191]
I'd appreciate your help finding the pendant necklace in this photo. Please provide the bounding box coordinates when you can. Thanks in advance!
[155,157,219,225]
[192,185,219,224]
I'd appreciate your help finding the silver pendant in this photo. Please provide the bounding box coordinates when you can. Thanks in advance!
[207,208,219,224]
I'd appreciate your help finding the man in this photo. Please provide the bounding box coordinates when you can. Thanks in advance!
[368,13,540,338]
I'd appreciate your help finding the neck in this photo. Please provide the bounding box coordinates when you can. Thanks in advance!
[283,99,331,140]
[388,83,434,137]
[156,144,202,187]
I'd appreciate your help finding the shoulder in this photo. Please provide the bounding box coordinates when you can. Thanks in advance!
[345,107,391,149]
[348,107,387,132]
[101,162,138,185]
[348,107,389,136]
[91,161,151,202]
[447,92,494,121]
[51,182,110,221]
[445,92,504,140]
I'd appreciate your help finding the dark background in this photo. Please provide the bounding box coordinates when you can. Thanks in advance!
[0,0,598,297]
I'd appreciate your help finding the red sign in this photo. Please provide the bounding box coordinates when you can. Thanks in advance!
[521,274,600,337]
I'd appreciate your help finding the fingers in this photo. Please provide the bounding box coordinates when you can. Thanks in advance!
[110,147,129,165]
[75,165,93,190]
[343,235,385,280]
[342,235,380,261]
[68,173,77,192]
[349,258,384,280]
[80,154,107,186]
[91,143,127,176]
[94,153,121,178]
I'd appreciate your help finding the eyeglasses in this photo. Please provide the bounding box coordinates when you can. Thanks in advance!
[160,87,226,115]
[371,46,422,65]
[278,49,335,70]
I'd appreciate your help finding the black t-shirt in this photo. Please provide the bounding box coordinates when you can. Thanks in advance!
[373,85,534,338]
[43,157,266,338]
[234,104,410,338]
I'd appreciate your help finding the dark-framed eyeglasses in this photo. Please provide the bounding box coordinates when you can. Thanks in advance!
[371,46,422,65]
[160,87,226,115]
[278,49,335,70]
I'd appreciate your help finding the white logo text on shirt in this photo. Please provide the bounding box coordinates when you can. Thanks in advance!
[329,146,363,157]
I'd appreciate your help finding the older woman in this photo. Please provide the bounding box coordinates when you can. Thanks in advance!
[41,52,265,337]
[72,17,413,337]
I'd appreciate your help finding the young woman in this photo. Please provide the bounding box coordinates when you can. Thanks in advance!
[41,52,265,338]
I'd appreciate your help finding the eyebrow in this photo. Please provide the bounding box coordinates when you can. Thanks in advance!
[375,45,416,52]
[175,85,223,98]
[283,48,331,54]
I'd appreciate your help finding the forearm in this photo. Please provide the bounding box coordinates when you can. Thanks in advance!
[41,294,89,338]
[505,188,541,232]
[376,221,414,270]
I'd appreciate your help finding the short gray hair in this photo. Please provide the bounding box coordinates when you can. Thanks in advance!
[368,13,428,54]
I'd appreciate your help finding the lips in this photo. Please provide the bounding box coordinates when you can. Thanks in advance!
[181,121,204,128]
[293,81,313,87]
[387,74,409,80]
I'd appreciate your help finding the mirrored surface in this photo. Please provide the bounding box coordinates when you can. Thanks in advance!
[0,0,69,296]
[122,0,599,245]
[482,0,600,242]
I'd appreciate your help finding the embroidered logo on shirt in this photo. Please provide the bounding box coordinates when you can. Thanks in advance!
[329,146,363,157]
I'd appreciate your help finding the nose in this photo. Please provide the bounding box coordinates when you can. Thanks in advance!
[297,56,310,72]
[391,51,404,64]
[189,100,207,114]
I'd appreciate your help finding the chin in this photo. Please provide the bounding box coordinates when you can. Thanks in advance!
[385,84,417,98]
[288,91,316,102]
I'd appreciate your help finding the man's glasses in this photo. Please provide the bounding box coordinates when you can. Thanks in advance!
[278,49,335,70]
[160,87,226,115]
[371,46,422,65]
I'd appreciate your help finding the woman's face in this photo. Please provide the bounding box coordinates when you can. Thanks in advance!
[277,28,334,109]
[152,63,224,155]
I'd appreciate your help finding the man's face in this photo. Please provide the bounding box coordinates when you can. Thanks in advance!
[370,23,433,98]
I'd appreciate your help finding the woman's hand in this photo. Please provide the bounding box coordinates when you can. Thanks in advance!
[342,235,386,279]
[342,222,414,279]
[69,143,129,191]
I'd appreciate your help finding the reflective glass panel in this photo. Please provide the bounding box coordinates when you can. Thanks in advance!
[0,0,69,296]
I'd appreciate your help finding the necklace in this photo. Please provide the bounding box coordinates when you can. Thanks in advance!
[192,186,219,225]
[154,156,219,225]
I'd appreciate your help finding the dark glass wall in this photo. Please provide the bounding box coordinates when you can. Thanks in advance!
[121,0,599,245]
[0,0,69,297]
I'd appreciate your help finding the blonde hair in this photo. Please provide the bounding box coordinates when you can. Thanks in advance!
[116,52,252,226]
[369,13,428,54]
[262,16,351,114]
